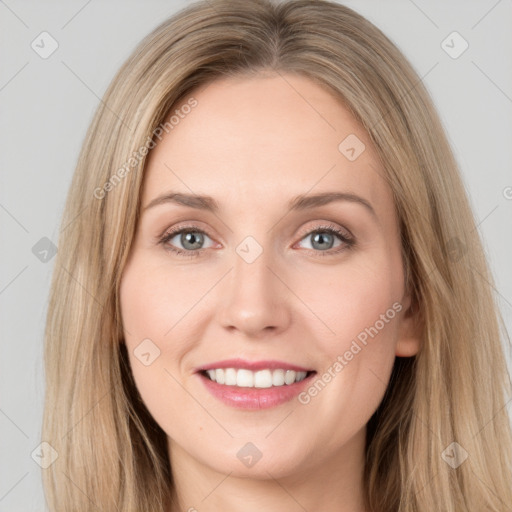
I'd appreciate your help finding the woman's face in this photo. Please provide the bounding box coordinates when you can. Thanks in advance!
[119,73,420,480]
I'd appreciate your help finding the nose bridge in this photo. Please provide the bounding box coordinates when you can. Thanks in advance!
[217,233,291,335]
[231,234,276,302]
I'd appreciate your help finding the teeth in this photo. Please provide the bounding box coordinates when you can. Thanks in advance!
[215,368,225,384]
[204,368,309,387]
[237,369,253,387]
[272,369,285,386]
[225,368,237,385]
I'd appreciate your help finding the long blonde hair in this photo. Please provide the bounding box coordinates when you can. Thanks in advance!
[42,0,512,510]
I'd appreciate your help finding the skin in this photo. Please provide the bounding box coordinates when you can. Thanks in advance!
[119,72,421,512]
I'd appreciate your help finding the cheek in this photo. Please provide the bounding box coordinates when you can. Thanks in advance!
[119,258,199,438]
[297,253,403,422]
[119,257,193,390]
[303,251,403,356]
[120,255,205,338]
[296,251,403,424]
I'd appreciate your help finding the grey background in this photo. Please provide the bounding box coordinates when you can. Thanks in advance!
[1,1,511,510]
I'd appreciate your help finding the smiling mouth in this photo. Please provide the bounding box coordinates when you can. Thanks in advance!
[199,368,316,388]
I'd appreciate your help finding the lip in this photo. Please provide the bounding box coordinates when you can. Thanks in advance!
[198,372,316,409]
[196,360,316,410]
[195,358,313,373]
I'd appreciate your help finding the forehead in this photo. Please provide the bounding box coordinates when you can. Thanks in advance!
[142,74,390,214]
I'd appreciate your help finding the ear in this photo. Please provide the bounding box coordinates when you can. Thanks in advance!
[395,292,422,357]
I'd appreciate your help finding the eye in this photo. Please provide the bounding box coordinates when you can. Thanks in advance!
[159,226,215,258]
[295,223,354,256]
[158,222,355,258]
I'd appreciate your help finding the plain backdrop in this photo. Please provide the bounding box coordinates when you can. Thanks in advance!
[1,1,511,510]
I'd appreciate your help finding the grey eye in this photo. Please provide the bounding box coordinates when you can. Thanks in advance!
[179,231,205,250]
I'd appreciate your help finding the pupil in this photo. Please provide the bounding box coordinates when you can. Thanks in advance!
[182,232,203,250]
[312,232,332,250]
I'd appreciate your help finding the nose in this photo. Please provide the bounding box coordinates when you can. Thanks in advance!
[216,244,292,338]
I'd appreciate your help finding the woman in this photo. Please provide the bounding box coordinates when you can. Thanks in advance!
[42,0,512,510]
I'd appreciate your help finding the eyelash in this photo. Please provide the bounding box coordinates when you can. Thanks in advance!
[158,223,355,259]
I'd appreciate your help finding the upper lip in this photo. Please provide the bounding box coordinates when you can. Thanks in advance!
[195,358,314,373]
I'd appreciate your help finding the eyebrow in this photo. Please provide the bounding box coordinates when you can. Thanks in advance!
[142,191,376,218]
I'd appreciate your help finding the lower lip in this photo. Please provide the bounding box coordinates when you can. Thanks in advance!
[197,372,315,410]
